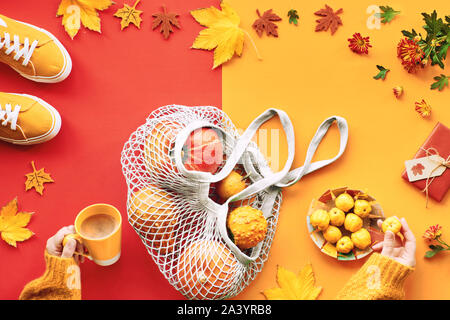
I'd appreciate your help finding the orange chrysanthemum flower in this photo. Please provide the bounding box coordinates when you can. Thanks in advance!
[348,33,372,54]
[415,99,432,118]
[397,38,425,73]
[423,225,442,241]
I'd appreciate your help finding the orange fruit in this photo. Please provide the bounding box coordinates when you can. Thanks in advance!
[227,206,267,250]
[177,239,238,300]
[128,187,178,254]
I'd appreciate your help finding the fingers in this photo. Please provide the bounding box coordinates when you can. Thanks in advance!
[46,226,76,256]
[61,238,77,258]
[377,219,383,229]
[400,218,417,259]
[76,241,85,264]
[381,231,396,257]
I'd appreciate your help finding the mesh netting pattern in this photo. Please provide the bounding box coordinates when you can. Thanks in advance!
[121,105,282,300]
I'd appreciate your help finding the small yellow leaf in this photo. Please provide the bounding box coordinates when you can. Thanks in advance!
[114,0,143,30]
[190,2,247,69]
[262,264,322,300]
[25,161,54,196]
[0,199,34,247]
[57,0,113,39]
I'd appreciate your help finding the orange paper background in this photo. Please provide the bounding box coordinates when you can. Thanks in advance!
[223,0,450,299]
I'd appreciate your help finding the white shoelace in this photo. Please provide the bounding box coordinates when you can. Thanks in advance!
[0,104,21,130]
[0,32,38,66]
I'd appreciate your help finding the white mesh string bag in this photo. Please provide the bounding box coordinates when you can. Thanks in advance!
[121,105,348,300]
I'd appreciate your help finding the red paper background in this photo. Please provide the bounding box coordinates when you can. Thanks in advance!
[0,0,221,299]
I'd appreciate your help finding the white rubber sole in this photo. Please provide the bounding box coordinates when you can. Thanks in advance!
[0,93,61,145]
[9,19,72,83]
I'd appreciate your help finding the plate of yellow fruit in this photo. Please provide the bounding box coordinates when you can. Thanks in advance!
[306,187,386,261]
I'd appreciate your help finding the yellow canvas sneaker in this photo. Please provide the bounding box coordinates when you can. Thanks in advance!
[0,14,72,83]
[0,92,61,145]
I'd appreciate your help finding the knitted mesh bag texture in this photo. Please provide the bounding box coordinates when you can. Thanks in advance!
[121,105,348,299]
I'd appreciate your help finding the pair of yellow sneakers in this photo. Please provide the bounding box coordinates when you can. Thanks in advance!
[0,14,71,145]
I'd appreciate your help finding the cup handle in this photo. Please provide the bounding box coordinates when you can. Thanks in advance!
[63,234,93,260]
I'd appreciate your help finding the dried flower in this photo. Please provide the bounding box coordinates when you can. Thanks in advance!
[393,86,403,98]
[423,224,442,241]
[424,224,450,259]
[415,99,431,118]
[397,38,424,73]
[348,33,372,54]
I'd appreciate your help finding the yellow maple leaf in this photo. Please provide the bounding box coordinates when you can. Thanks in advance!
[190,2,261,69]
[262,264,322,300]
[25,161,54,196]
[114,0,143,30]
[0,198,34,247]
[57,0,113,39]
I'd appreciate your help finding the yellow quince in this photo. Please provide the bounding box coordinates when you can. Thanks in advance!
[323,225,342,244]
[354,199,372,218]
[351,228,372,250]
[336,236,354,254]
[382,216,402,234]
[335,193,354,212]
[310,209,330,231]
[344,213,363,233]
[328,207,345,227]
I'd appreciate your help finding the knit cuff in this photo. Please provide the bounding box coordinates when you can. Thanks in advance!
[364,253,414,289]
[43,250,77,282]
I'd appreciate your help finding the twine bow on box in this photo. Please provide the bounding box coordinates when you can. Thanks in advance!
[420,147,450,208]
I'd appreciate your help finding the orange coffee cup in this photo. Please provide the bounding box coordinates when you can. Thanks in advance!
[64,204,122,266]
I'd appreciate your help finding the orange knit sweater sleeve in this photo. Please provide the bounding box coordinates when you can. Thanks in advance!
[19,250,81,300]
[336,253,414,300]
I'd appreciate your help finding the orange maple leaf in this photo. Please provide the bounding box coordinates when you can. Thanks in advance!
[25,161,54,196]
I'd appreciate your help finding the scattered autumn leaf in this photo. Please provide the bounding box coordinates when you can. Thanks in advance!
[411,163,425,176]
[287,9,299,25]
[25,161,54,196]
[152,6,180,39]
[57,0,113,39]
[430,74,449,91]
[314,5,343,35]
[262,264,322,300]
[114,0,143,30]
[373,65,390,80]
[252,9,282,37]
[0,198,34,247]
[376,6,400,24]
[191,2,261,69]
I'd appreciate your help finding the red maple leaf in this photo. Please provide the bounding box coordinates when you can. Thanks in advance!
[252,9,282,37]
[411,163,425,176]
[314,5,343,35]
[152,6,180,39]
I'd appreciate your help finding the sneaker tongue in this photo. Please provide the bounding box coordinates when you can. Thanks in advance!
[0,14,50,44]
[0,93,34,113]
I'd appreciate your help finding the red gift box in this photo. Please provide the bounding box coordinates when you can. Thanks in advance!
[402,122,450,202]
